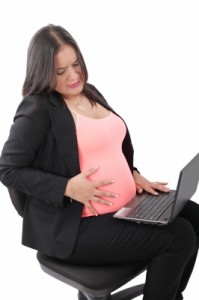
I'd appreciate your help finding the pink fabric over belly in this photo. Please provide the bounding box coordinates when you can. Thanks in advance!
[73,110,136,217]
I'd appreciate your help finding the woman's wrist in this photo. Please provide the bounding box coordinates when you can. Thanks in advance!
[65,179,76,203]
[65,179,74,197]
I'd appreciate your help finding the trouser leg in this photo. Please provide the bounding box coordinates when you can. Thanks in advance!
[174,200,199,299]
[67,206,196,300]
[142,218,195,300]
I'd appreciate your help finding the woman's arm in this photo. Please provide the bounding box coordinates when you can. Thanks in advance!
[0,96,68,206]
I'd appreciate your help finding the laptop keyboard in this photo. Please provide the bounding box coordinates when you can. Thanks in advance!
[126,191,175,220]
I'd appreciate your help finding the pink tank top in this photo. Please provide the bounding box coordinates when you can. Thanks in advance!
[72,110,136,217]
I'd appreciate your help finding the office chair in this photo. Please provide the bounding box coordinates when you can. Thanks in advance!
[8,187,147,300]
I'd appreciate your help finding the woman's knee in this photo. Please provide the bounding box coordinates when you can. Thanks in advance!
[179,200,199,235]
[168,217,196,257]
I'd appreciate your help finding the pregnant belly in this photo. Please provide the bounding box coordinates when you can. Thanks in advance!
[81,158,136,217]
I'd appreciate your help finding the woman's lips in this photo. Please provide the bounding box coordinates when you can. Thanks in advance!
[68,80,80,88]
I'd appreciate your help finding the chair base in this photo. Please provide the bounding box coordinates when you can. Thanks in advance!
[37,252,146,300]
[79,283,144,300]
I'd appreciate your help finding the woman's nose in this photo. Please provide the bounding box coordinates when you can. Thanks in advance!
[67,66,78,80]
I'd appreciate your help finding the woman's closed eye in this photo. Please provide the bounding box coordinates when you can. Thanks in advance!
[56,61,80,76]
[73,61,80,67]
[56,68,66,75]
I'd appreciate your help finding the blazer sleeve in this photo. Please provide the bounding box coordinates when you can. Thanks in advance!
[122,128,140,174]
[0,96,68,206]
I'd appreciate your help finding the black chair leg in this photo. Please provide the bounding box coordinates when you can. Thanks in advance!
[78,283,144,300]
[78,291,87,300]
[78,291,110,300]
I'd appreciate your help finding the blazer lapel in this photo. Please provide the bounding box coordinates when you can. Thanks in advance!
[49,94,80,176]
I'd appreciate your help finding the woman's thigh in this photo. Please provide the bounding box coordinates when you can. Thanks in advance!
[68,207,196,264]
[179,200,199,233]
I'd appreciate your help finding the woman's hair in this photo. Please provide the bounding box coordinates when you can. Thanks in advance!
[22,24,102,104]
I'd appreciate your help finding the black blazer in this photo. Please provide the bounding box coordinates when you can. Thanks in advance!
[0,85,137,259]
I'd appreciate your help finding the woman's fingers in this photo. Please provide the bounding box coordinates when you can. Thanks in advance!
[152,181,168,187]
[136,182,170,195]
[83,166,99,177]
[146,187,159,195]
[83,167,115,188]
[151,182,170,193]
[93,179,115,186]
[90,196,113,206]
[84,201,99,216]
[84,196,113,216]
[142,183,170,195]
[94,188,118,198]
[135,184,143,194]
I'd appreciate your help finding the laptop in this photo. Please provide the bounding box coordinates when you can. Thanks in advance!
[113,153,199,226]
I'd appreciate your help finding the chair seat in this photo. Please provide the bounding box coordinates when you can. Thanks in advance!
[37,252,147,298]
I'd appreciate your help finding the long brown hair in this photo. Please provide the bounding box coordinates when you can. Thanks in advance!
[22,24,103,103]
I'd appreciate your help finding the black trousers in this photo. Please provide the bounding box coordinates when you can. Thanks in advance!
[67,200,199,300]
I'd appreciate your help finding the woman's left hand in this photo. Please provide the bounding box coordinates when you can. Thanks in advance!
[133,170,170,195]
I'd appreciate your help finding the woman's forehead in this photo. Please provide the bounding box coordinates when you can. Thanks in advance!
[55,44,77,67]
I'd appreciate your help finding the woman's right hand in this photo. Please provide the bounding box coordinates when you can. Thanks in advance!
[64,166,118,215]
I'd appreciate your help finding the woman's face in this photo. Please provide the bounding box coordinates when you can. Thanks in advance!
[54,44,84,99]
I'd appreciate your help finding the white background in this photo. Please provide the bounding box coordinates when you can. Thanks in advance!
[0,0,198,299]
